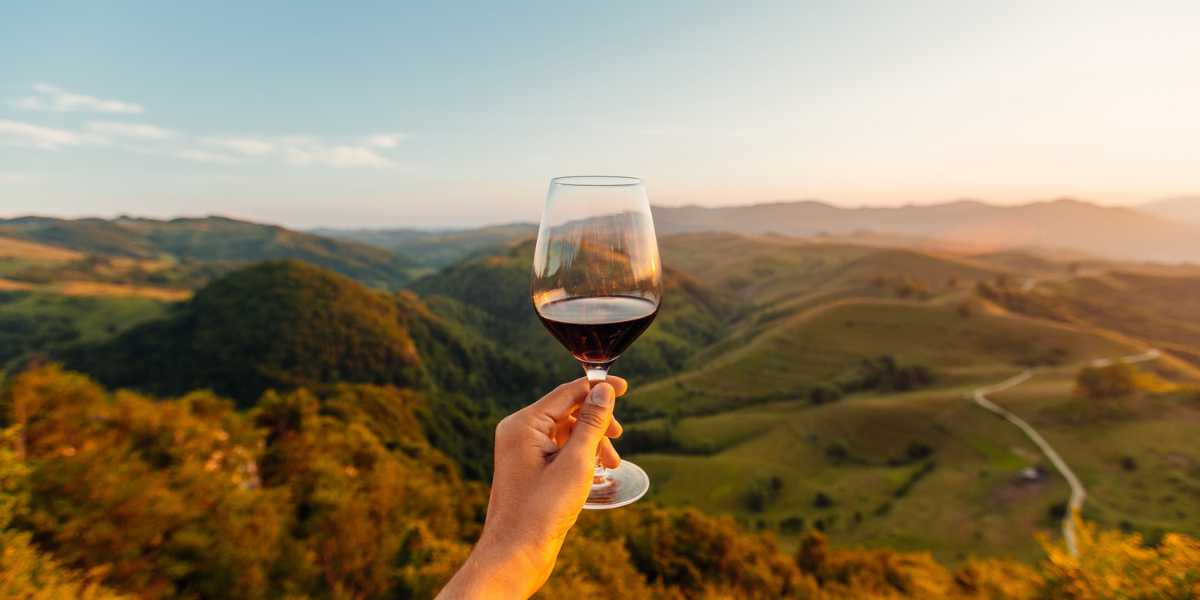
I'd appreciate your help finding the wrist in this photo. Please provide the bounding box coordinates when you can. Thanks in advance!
[438,535,537,600]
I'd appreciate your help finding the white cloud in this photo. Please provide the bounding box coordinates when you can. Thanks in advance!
[0,119,109,149]
[203,137,278,156]
[88,121,175,140]
[0,173,37,185]
[10,84,144,114]
[283,144,389,167]
[365,132,406,148]
[172,149,242,164]
[1,108,402,168]
[206,135,393,167]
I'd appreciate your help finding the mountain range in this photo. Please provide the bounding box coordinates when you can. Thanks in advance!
[1136,195,1200,226]
[650,198,1200,264]
[317,197,1200,266]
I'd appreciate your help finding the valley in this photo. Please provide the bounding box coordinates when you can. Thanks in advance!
[3,215,1199,567]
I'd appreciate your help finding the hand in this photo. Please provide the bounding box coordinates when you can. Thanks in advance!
[436,377,627,599]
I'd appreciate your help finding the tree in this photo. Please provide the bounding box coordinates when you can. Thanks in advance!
[1075,363,1137,398]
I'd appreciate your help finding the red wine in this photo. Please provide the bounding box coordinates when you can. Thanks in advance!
[536,296,659,365]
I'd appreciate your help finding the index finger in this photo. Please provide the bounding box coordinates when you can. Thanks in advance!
[524,375,628,421]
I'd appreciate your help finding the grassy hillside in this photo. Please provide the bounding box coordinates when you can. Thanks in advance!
[315,223,538,268]
[652,198,1200,263]
[0,290,172,371]
[409,240,739,385]
[57,260,556,479]
[0,216,420,288]
[615,297,1200,563]
[978,272,1200,365]
[11,227,1200,566]
[621,301,1137,418]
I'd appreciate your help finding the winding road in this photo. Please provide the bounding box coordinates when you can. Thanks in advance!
[969,348,1161,557]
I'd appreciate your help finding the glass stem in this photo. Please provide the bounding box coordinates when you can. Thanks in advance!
[582,363,611,483]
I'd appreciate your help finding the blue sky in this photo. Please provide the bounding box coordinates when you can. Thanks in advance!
[2,1,1199,228]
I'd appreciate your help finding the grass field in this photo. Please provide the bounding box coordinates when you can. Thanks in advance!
[0,235,85,261]
[0,290,174,370]
[623,300,1137,417]
[626,358,1199,563]
[610,252,1200,564]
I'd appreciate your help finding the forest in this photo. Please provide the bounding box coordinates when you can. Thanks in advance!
[4,365,1198,599]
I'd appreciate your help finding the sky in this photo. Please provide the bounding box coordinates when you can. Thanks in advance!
[1,1,1199,229]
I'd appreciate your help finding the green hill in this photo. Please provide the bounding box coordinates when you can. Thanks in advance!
[62,260,424,403]
[977,272,1200,365]
[0,290,172,371]
[408,240,739,385]
[57,260,555,479]
[17,228,1200,564]
[314,223,538,268]
[0,216,420,288]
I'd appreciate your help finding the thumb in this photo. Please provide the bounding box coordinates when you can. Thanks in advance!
[560,383,615,463]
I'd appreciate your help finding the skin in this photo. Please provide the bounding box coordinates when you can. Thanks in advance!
[436,376,628,599]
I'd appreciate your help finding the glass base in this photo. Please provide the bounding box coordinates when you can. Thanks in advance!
[583,461,650,509]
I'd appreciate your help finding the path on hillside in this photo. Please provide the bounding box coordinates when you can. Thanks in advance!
[969,348,1161,557]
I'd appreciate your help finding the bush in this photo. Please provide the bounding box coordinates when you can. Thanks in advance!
[779,517,805,534]
[814,492,834,508]
[825,441,849,461]
[1075,363,1137,398]
[747,475,783,512]
[906,440,934,461]
[808,383,843,404]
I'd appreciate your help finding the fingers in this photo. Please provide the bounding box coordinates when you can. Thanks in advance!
[599,437,621,469]
[554,414,622,448]
[606,416,623,439]
[559,383,616,464]
[523,376,628,422]
[604,377,629,398]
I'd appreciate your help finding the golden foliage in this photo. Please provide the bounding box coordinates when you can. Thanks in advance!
[1,426,127,600]
[1039,515,1200,599]
[4,366,1200,600]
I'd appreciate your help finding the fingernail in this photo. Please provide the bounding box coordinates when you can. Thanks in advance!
[590,384,614,406]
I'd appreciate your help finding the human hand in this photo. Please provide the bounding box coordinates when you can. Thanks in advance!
[436,376,627,599]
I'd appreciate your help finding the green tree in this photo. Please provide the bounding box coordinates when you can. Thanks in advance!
[1075,363,1137,398]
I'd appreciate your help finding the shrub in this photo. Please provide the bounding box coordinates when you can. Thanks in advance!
[906,440,934,461]
[809,383,843,404]
[825,441,849,461]
[747,475,783,512]
[1075,363,1137,398]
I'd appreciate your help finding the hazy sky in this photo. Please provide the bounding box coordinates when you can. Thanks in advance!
[2,1,1198,228]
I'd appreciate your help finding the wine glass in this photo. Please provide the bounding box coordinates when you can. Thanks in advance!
[531,175,662,509]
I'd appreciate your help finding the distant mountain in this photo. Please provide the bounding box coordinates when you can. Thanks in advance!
[651,199,1200,264]
[313,223,538,268]
[0,216,419,288]
[1135,196,1200,226]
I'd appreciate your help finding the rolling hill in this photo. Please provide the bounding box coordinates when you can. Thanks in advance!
[1136,195,1200,225]
[313,223,538,268]
[9,222,1200,564]
[651,199,1200,264]
[0,215,420,288]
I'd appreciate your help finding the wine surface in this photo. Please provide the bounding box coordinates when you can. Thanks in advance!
[536,296,659,364]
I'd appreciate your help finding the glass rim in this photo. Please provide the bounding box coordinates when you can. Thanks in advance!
[551,175,643,187]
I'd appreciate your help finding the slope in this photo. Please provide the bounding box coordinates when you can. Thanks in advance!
[653,199,1200,263]
[315,223,538,268]
[0,215,420,288]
